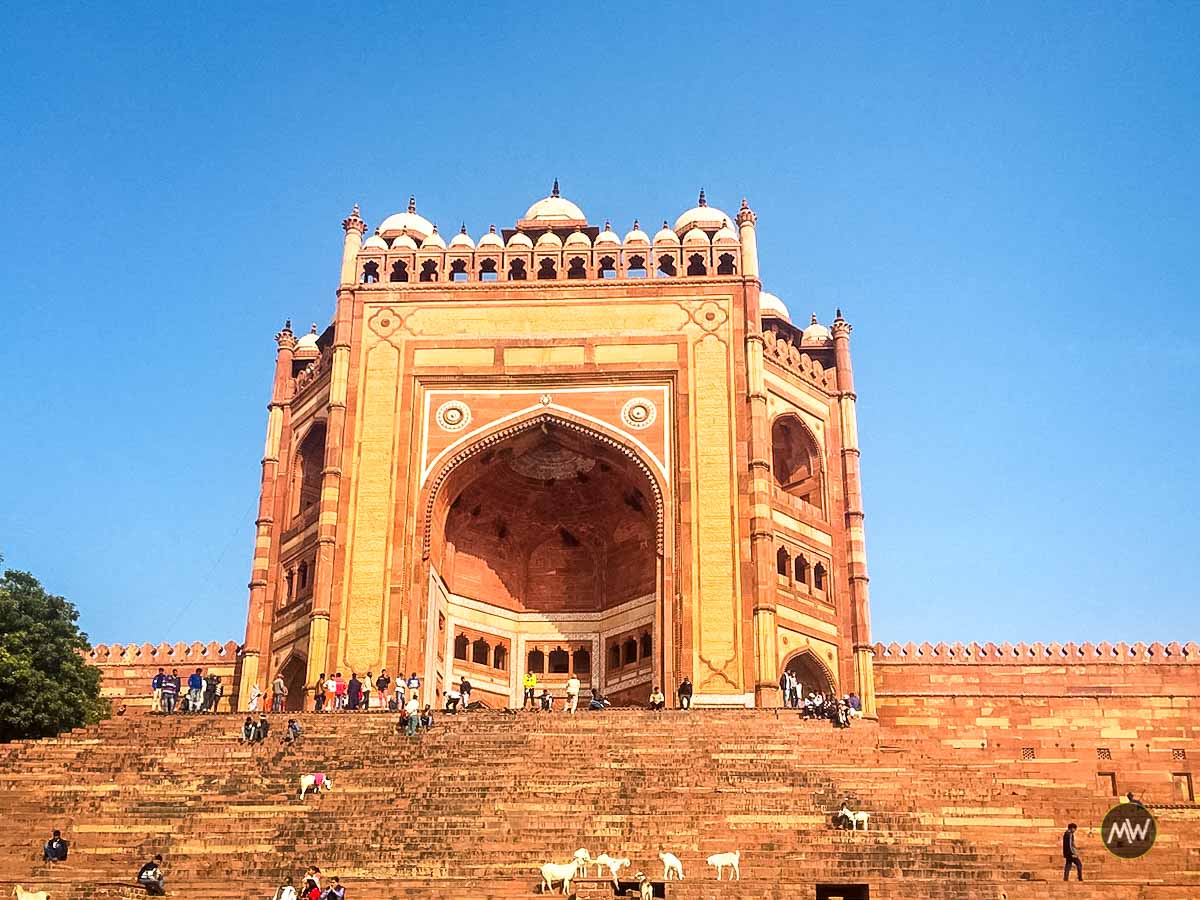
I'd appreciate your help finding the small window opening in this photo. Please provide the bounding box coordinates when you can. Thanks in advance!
[686,253,707,276]
[508,259,527,281]
[717,253,737,275]
[777,546,790,576]
[450,259,469,282]
[573,648,591,674]
[479,258,498,282]
[454,634,469,660]
[389,260,409,282]
[537,258,557,280]
[627,254,647,278]
[549,647,569,674]
[527,648,544,673]
[608,643,622,670]
[622,638,638,666]
[361,261,379,284]
[493,645,507,670]
[656,255,677,277]
[419,260,438,282]
[795,555,809,585]
[472,638,490,665]
[639,633,652,660]
[813,563,826,590]
[567,256,587,279]
[297,561,309,590]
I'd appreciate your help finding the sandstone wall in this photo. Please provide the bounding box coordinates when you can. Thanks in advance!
[87,641,243,713]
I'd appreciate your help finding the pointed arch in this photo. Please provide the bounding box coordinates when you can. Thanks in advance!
[771,413,825,513]
[782,649,837,698]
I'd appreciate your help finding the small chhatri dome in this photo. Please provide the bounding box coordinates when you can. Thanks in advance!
[378,195,435,241]
[391,234,418,250]
[523,179,587,223]
[506,231,534,249]
[802,313,833,344]
[422,223,447,249]
[477,224,504,249]
[294,323,321,358]
[361,231,389,251]
[759,291,790,322]
[712,219,739,243]
[682,227,710,245]
[653,220,680,244]
[624,220,650,244]
[535,230,564,248]
[448,223,475,249]
[595,220,620,245]
[674,189,732,234]
[565,228,592,247]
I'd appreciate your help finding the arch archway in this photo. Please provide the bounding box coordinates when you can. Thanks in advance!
[276,653,308,712]
[783,649,836,699]
[420,413,666,707]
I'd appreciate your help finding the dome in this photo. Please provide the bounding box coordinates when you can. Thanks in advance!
[564,229,592,248]
[361,233,388,252]
[448,225,475,249]
[422,225,447,250]
[712,221,739,244]
[623,220,650,244]
[595,221,621,245]
[477,225,504,249]
[535,231,563,248]
[391,234,418,250]
[653,221,680,244]
[507,231,534,249]
[801,314,833,344]
[294,324,321,358]
[674,190,732,234]
[759,291,790,322]
[523,179,586,223]
[682,227,710,245]
[378,196,434,241]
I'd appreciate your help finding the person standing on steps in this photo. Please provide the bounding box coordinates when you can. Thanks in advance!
[314,673,327,713]
[162,668,180,715]
[324,673,338,713]
[523,670,538,710]
[677,677,693,710]
[362,670,373,711]
[405,671,421,705]
[459,676,472,710]
[347,672,362,711]
[137,854,166,895]
[1062,822,1083,882]
[376,669,392,710]
[320,876,345,899]
[405,693,420,736]
[272,672,288,713]
[151,668,165,713]
[334,672,347,711]
[43,829,68,862]
[565,674,580,714]
[187,667,204,713]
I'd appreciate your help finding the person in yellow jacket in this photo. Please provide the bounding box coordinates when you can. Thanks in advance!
[522,671,538,709]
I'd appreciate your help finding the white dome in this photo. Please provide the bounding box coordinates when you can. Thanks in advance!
[712,222,739,244]
[477,225,504,249]
[421,225,447,250]
[623,221,650,244]
[391,234,418,250]
[760,291,790,321]
[448,225,475,249]
[802,314,833,343]
[682,227,710,245]
[523,180,585,222]
[361,233,388,252]
[564,229,592,247]
[378,197,434,241]
[595,221,621,245]
[294,324,321,358]
[535,231,563,248]
[653,221,680,244]
[674,191,731,234]
[507,231,534,249]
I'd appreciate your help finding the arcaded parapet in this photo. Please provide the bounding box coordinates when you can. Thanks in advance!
[873,640,1199,663]
[86,640,243,713]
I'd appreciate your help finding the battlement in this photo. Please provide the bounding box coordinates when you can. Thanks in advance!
[88,640,242,663]
[86,641,242,712]
[872,640,1199,664]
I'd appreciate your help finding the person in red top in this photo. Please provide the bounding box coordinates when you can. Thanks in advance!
[334,673,347,711]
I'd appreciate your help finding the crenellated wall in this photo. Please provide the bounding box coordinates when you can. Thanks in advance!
[87,641,243,713]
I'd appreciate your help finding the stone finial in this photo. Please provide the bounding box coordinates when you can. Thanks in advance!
[736,197,757,226]
[810,313,819,325]
[632,219,640,230]
[342,203,366,234]
[488,224,497,233]
[275,319,296,350]
[604,219,611,230]
[460,223,468,234]
[551,178,560,198]
[432,223,439,234]
[832,308,852,338]
[309,322,318,334]
[698,188,707,207]
[407,196,417,213]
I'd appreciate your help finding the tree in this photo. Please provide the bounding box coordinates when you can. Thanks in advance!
[0,566,108,742]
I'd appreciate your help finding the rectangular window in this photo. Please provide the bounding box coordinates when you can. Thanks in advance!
[1096,772,1117,797]
[1172,773,1194,802]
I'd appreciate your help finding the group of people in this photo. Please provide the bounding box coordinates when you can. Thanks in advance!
[238,715,303,746]
[150,667,224,714]
[294,865,346,899]
[43,833,163,896]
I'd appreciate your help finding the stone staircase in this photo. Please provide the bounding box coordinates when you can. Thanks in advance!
[1,710,1197,899]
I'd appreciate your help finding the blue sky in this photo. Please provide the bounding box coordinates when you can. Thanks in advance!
[1,3,1197,647]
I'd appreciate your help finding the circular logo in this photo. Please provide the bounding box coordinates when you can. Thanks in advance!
[435,401,472,432]
[621,397,657,430]
[1101,802,1157,859]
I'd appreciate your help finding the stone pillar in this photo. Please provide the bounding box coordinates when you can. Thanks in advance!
[738,201,780,707]
[831,310,877,717]
[305,204,364,688]
[238,321,296,709]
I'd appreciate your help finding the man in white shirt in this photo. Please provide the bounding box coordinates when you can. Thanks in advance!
[404,694,420,736]
[565,674,581,714]
[323,675,337,713]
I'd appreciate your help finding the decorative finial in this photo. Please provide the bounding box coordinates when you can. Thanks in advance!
[633,219,640,230]
[275,319,296,349]
[698,188,707,207]
[662,220,670,230]
[310,322,319,334]
[604,219,611,231]
[810,314,818,325]
[407,196,416,213]
[432,223,439,233]
[835,307,844,320]
[488,224,497,233]
[736,198,756,226]
[352,204,360,216]
[283,319,292,332]
[740,197,749,210]
[342,204,366,234]
[460,222,468,234]
[551,178,560,198]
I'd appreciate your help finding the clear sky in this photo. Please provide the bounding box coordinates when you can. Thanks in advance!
[1,4,1197,648]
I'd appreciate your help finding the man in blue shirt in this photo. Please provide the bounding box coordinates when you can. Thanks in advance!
[151,668,166,713]
[187,668,204,714]
[161,669,180,715]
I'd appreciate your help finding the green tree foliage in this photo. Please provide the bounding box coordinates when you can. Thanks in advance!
[0,567,108,742]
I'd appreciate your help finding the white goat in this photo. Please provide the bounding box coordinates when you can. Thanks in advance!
[298,772,333,799]
[594,853,629,884]
[838,803,870,831]
[572,848,593,875]
[659,850,684,880]
[13,888,50,900]
[271,888,297,900]
[539,859,579,894]
[707,850,740,880]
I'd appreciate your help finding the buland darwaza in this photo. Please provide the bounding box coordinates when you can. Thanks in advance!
[239,184,876,713]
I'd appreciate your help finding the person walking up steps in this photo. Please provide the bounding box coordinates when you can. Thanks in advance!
[1062,822,1083,882]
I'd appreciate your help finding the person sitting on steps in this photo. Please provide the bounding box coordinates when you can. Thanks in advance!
[677,677,692,710]
[539,688,553,712]
[588,689,611,711]
[240,715,256,743]
[649,686,666,711]
[282,718,302,745]
[43,829,68,862]
[137,854,166,895]
[420,704,434,730]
